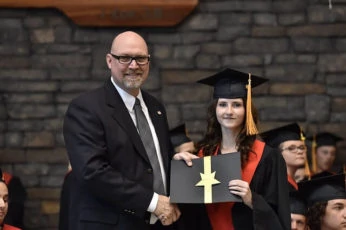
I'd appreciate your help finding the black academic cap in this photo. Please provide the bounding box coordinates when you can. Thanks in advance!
[290,191,307,215]
[261,123,304,148]
[197,68,268,136]
[196,68,268,99]
[298,173,346,207]
[169,124,192,148]
[170,153,242,204]
[307,132,343,147]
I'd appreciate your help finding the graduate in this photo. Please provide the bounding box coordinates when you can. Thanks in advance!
[169,124,195,154]
[299,173,346,230]
[307,132,343,175]
[173,68,290,230]
[289,191,308,230]
[261,123,309,191]
[0,170,21,230]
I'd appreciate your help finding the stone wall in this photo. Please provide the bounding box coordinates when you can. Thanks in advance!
[0,0,346,229]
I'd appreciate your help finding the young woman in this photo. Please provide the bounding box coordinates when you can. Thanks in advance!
[174,68,290,230]
[261,123,308,192]
[0,170,21,230]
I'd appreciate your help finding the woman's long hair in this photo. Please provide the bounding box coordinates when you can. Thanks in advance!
[306,202,327,230]
[196,98,258,168]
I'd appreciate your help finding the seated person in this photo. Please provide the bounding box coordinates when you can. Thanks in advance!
[170,123,195,153]
[289,191,308,230]
[0,170,22,230]
[294,165,309,183]
[2,172,26,229]
[299,173,346,230]
[261,123,308,191]
[307,132,343,175]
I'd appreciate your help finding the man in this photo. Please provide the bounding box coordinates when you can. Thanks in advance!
[261,123,308,191]
[299,173,346,230]
[63,31,180,230]
[289,191,307,230]
[308,132,343,174]
[169,124,195,154]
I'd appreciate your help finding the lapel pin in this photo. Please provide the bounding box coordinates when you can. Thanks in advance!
[157,111,162,115]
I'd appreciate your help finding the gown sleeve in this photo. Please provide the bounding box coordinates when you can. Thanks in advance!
[249,145,290,230]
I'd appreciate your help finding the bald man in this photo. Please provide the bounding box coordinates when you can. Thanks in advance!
[63,31,180,230]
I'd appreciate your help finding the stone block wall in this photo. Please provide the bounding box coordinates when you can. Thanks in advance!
[1,0,346,229]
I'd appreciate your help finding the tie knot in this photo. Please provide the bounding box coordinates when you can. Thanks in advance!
[134,98,141,109]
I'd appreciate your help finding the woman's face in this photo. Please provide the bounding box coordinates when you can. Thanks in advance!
[0,182,8,224]
[216,98,245,133]
[280,140,307,169]
[316,145,336,172]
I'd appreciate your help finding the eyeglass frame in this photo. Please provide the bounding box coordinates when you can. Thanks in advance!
[109,53,150,65]
[281,145,307,153]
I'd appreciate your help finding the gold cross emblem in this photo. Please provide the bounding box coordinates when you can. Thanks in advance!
[196,156,221,203]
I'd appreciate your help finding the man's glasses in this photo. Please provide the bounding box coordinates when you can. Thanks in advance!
[281,145,307,153]
[110,53,150,65]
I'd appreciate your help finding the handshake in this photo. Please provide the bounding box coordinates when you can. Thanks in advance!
[154,195,181,226]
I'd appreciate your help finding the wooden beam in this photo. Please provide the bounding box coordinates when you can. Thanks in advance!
[0,0,198,27]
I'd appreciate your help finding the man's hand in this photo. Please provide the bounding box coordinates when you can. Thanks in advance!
[173,152,199,166]
[154,195,181,225]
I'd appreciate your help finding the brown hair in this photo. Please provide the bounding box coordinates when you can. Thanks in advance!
[306,202,327,230]
[196,98,258,168]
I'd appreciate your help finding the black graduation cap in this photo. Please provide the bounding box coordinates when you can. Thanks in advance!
[298,173,346,207]
[307,132,343,147]
[169,124,192,148]
[170,153,242,204]
[290,191,307,215]
[261,123,304,148]
[196,68,268,99]
[197,68,268,136]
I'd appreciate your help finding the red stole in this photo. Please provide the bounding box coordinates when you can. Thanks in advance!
[3,224,21,230]
[198,140,265,230]
[287,175,298,190]
[2,172,13,185]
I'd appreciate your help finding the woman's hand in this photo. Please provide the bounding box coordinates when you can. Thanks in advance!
[229,179,253,209]
[173,152,199,166]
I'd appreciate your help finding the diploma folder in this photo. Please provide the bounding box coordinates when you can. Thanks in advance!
[170,152,242,203]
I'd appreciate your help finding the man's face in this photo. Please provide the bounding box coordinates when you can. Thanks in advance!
[291,213,307,230]
[316,146,336,173]
[321,199,346,230]
[106,32,150,96]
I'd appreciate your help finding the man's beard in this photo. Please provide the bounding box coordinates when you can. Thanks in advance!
[123,75,144,89]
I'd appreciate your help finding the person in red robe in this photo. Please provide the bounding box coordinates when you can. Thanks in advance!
[0,169,21,230]
[173,68,290,230]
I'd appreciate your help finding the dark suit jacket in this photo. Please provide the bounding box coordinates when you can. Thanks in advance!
[63,79,174,230]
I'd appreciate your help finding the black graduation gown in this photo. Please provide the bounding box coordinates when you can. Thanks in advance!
[176,143,290,230]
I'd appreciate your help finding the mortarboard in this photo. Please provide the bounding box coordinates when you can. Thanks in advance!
[290,191,307,216]
[307,132,343,148]
[197,68,268,136]
[307,132,343,173]
[261,123,311,177]
[260,123,304,148]
[170,153,242,204]
[298,173,346,207]
[169,124,192,148]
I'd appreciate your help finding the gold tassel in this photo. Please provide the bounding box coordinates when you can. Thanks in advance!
[311,134,317,173]
[300,127,311,180]
[246,73,258,136]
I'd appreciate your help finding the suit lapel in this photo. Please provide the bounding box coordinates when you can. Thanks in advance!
[104,80,150,163]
